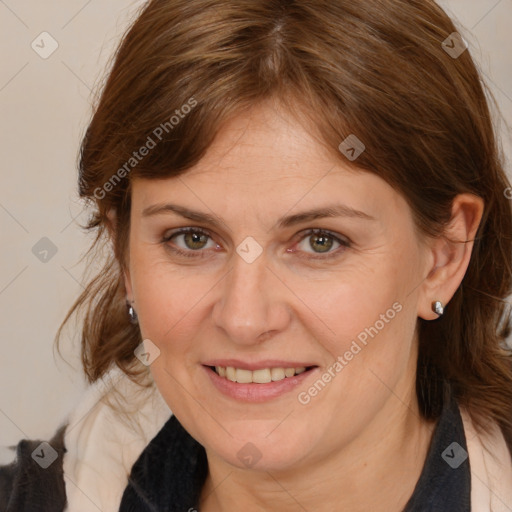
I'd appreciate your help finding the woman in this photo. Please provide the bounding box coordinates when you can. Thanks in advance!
[1,0,512,510]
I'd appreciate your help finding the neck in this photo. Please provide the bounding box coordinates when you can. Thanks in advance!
[199,386,436,512]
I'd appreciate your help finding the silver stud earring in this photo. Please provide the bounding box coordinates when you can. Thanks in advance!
[127,300,138,324]
[432,300,444,316]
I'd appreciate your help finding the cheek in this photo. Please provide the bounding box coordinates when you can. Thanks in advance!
[131,260,212,417]
[293,253,418,402]
[130,255,209,357]
[292,256,407,349]
[318,285,411,383]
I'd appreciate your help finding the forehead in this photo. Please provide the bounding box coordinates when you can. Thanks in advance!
[130,101,405,225]
[182,103,332,185]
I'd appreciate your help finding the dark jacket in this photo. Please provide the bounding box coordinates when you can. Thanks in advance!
[0,425,67,511]
[0,390,474,512]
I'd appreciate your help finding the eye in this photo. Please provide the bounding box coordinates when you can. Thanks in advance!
[162,227,219,258]
[161,227,350,260]
[292,229,350,259]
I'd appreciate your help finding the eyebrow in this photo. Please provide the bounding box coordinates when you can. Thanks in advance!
[141,202,376,230]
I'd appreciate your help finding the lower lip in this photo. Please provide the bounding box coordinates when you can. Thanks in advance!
[203,365,317,403]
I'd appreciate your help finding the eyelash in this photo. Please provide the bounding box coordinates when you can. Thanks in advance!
[161,227,351,261]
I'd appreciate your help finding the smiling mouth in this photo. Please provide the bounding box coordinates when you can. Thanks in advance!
[209,365,316,384]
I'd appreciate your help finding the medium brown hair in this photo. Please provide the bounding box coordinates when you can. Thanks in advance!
[56,0,512,453]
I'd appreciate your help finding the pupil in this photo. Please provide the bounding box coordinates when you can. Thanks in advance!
[312,234,332,253]
[186,232,206,249]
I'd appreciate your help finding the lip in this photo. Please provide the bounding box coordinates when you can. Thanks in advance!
[202,364,319,403]
[202,359,316,371]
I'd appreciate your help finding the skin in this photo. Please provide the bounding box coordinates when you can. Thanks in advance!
[118,98,483,511]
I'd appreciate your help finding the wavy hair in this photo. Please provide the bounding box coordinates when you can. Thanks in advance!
[56,0,512,453]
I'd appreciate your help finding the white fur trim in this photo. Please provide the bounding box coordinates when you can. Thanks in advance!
[59,367,512,511]
[62,366,172,512]
[461,408,512,511]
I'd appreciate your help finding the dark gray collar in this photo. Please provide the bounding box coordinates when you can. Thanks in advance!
[403,392,471,511]
[120,392,470,511]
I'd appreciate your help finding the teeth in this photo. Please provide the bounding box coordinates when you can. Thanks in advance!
[214,366,308,383]
[284,368,295,377]
[226,366,236,382]
[270,367,285,381]
[235,369,252,384]
[253,369,272,383]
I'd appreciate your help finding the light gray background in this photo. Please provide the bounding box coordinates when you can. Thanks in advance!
[1,0,511,445]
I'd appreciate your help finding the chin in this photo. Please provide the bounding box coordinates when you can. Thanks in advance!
[204,425,315,472]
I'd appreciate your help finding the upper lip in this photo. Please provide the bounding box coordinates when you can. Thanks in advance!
[202,359,317,371]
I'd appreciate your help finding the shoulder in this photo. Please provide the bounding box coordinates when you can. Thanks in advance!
[0,367,171,512]
[62,365,172,511]
[460,407,512,511]
[0,424,67,511]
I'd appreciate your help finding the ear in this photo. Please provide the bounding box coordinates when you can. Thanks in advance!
[418,193,484,320]
[106,208,134,301]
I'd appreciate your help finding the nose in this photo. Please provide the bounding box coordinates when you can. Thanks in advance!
[212,251,291,346]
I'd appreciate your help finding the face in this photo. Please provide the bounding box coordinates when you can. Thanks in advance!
[123,100,431,473]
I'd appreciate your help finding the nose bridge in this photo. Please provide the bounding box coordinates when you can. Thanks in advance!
[212,251,288,345]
